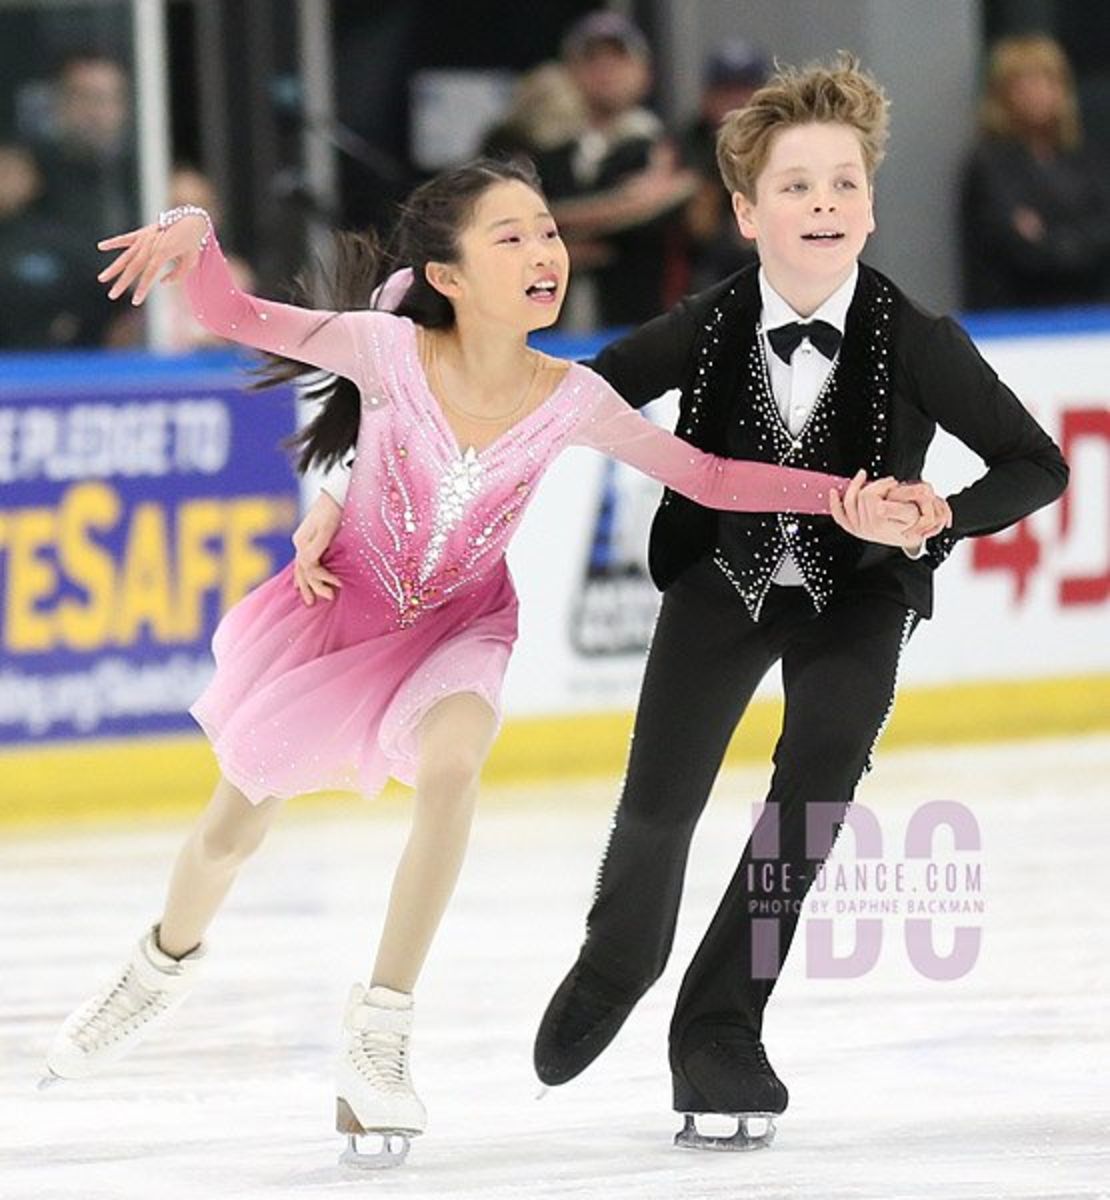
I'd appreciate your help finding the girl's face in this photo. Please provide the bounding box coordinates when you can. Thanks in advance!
[431,180,569,333]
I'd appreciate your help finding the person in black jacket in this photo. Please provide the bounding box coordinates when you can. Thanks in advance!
[961,33,1110,310]
[288,57,1068,1150]
[531,54,1068,1149]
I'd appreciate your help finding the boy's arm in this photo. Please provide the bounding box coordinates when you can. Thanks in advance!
[319,456,353,506]
[910,315,1069,563]
[585,290,705,410]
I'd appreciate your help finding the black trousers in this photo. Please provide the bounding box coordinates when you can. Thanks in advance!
[582,558,916,1068]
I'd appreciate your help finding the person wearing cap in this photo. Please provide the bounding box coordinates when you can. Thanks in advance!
[532,11,696,329]
[680,39,770,290]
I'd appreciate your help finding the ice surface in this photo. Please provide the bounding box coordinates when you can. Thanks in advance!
[3,735,1108,1199]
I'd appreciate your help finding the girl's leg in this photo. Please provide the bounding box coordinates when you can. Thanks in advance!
[158,777,284,958]
[46,776,282,1081]
[370,693,498,992]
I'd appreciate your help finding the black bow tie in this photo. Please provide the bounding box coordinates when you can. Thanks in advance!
[767,319,842,364]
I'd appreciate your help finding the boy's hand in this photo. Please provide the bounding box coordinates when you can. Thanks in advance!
[885,480,953,543]
[829,470,950,550]
[292,492,344,606]
[97,214,208,305]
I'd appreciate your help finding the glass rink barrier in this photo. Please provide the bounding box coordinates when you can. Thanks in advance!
[0,2,147,355]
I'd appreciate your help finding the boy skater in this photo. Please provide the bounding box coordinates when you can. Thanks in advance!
[532,55,1068,1149]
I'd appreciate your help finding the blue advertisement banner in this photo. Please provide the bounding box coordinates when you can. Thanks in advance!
[0,355,299,744]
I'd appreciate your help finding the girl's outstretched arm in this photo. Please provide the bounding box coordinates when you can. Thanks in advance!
[98,207,374,390]
[570,372,847,514]
[569,372,939,544]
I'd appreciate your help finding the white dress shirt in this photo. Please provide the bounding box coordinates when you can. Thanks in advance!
[759,267,857,585]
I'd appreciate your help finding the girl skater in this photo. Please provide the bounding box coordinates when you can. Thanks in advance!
[42,159,925,1169]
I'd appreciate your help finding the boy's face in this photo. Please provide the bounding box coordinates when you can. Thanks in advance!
[732,122,875,296]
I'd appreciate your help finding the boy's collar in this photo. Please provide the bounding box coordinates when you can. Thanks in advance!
[758,265,859,333]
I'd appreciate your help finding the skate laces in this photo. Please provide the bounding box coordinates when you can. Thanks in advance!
[349,1029,410,1093]
[73,967,170,1052]
[709,1035,774,1076]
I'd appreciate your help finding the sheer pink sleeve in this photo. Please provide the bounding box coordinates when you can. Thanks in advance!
[184,226,376,394]
[569,369,849,514]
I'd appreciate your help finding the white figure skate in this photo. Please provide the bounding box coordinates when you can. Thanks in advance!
[41,925,205,1086]
[335,983,427,1169]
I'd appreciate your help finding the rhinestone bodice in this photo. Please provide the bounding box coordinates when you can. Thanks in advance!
[336,323,588,628]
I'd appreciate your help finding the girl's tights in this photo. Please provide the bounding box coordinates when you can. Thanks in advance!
[157,692,498,993]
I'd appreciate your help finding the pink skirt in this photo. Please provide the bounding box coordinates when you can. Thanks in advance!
[190,558,518,804]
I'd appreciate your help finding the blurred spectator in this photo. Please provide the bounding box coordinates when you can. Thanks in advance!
[961,33,1110,309]
[678,39,768,290]
[30,54,137,248]
[481,62,588,162]
[532,11,696,329]
[0,144,110,348]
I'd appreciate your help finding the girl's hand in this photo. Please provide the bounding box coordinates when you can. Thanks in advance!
[292,492,344,606]
[829,469,945,549]
[97,213,209,305]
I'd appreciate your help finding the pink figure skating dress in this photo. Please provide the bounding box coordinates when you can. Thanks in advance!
[184,230,848,803]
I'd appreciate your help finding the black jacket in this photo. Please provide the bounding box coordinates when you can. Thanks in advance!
[589,262,1069,619]
[961,134,1110,310]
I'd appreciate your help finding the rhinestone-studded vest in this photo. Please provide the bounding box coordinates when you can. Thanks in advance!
[646,265,896,619]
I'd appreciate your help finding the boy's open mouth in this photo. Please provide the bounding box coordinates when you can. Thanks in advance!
[802,231,845,242]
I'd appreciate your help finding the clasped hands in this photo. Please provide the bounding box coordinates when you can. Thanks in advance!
[831,469,951,552]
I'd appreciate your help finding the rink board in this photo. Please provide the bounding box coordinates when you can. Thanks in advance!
[1,309,1108,824]
[3,671,1108,828]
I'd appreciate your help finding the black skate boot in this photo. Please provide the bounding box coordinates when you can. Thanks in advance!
[534,958,647,1086]
[671,1028,788,1151]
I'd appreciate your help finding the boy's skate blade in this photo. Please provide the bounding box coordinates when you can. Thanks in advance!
[673,1112,777,1152]
[336,1097,418,1170]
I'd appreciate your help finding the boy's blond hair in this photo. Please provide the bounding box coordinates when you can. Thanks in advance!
[716,53,890,198]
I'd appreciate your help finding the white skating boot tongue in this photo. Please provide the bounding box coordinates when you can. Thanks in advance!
[336,983,427,1170]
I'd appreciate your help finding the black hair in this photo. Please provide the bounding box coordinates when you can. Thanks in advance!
[259,156,545,474]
